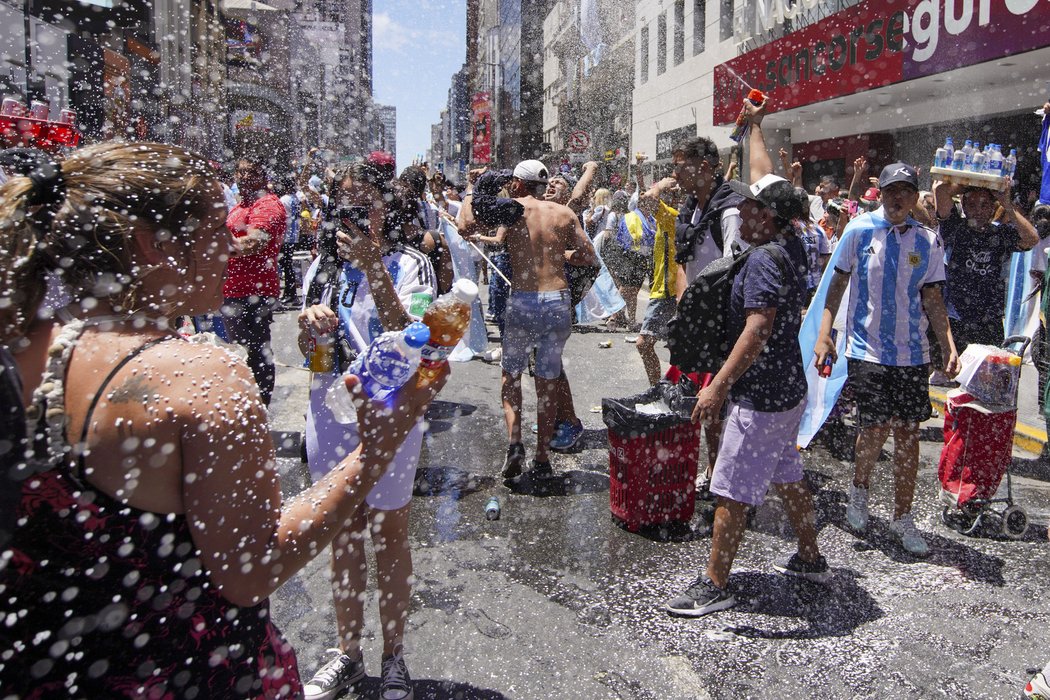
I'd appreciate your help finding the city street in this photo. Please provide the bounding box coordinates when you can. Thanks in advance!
[264,303,1050,700]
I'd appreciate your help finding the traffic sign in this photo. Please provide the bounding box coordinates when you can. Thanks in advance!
[566,130,590,153]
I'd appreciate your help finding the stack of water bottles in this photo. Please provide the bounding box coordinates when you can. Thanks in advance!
[326,279,480,423]
[933,137,1017,179]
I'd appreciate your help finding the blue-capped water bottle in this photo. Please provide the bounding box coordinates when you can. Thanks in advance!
[1005,148,1018,179]
[961,139,975,167]
[326,322,431,423]
[987,144,1003,177]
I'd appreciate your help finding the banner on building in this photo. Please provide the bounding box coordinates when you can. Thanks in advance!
[714,0,1050,125]
[471,92,492,164]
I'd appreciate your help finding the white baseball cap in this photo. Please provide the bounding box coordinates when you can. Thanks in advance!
[512,159,550,184]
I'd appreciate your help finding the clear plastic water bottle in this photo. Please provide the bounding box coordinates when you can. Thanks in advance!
[962,139,975,167]
[943,137,954,167]
[1005,148,1018,178]
[969,149,986,173]
[325,322,431,423]
[987,144,1003,177]
[934,144,948,169]
[485,496,501,520]
[950,149,966,170]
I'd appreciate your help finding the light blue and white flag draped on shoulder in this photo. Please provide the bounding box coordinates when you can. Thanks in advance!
[575,230,627,323]
[1038,107,1050,206]
[797,238,851,449]
[437,216,488,361]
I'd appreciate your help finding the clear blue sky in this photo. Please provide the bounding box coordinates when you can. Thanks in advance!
[372,0,467,169]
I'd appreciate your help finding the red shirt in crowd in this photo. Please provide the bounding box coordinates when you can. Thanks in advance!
[223,193,286,299]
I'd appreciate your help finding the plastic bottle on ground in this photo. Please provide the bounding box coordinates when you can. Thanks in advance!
[417,279,479,387]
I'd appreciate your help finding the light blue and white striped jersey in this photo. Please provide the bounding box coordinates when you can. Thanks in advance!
[834,208,946,367]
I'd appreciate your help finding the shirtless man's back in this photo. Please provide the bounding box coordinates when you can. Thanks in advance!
[504,196,595,292]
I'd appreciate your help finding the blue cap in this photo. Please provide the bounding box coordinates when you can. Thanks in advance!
[403,322,431,349]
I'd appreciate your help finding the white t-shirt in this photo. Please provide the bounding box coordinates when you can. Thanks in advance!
[835,209,947,367]
[302,246,436,509]
[683,207,741,284]
[809,195,825,223]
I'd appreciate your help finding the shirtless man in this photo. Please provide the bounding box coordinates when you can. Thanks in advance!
[461,160,597,478]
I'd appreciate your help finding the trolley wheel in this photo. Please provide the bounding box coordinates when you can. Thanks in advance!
[1001,506,1028,540]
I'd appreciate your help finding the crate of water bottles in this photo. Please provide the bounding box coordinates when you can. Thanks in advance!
[929,137,1015,192]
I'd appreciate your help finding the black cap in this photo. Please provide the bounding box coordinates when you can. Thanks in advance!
[728,174,806,221]
[878,162,919,190]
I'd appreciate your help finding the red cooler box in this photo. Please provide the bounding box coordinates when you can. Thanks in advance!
[603,386,700,532]
[938,389,1015,510]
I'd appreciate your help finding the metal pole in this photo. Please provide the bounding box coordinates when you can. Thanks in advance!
[23,0,33,100]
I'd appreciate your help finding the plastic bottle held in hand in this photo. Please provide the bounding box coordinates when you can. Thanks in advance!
[309,334,335,373]
[417,279,479,387]
[729,89,767,143]
[326,322,431,423]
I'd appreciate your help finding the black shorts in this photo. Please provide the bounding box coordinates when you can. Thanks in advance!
[846,359,932,427]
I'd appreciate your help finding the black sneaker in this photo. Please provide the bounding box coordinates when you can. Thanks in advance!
[773,553,831,584]
[304,649,366,700]
[664,576,736,617]
[501,443,526,479]
[380,644,414,700]
[528,458,553,477]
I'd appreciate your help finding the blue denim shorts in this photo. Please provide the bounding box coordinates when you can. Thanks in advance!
[501,290,572,379]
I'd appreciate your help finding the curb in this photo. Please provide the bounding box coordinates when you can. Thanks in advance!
[929,387,1047,455]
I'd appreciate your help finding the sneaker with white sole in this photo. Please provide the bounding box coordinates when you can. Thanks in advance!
[1024,663,1050,699]
[890,513,929,556]
[550,420,584,451]
[380,644,414,700]
[773,552,832,584]
[304,649,366,700]
[664,576,736,617]
[846,484,869,531]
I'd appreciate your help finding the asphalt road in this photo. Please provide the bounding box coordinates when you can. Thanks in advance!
[262,305,1050,700]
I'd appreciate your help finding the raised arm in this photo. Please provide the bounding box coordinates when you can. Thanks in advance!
[933,180,960,221]
[567,161,599,214]
[847,157,868,202]
[742,98,774,183]
[638,177,678,217]
[997,182,1039,250]
[180,349,447,607]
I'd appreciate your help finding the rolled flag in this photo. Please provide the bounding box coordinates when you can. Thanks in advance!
[438,217,488,361]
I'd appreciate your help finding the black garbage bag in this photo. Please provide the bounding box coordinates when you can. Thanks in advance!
[602,384,690,439]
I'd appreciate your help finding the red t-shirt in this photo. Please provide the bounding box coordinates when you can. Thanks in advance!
[223,193,286,299]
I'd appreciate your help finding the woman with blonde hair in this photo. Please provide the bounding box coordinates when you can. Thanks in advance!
[0,142,444,698]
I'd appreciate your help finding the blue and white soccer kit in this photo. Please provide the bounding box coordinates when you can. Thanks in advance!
[834,209,946,367]
[302,246,436,509]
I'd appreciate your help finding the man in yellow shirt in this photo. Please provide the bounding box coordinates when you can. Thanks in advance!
[634,176,681,385]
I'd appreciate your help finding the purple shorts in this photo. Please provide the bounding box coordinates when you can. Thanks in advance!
[709,400,806,507]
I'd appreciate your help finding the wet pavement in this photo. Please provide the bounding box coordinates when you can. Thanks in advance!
[263,306,1050,700]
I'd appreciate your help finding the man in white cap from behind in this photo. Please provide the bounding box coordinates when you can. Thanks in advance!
[465,159,598,481]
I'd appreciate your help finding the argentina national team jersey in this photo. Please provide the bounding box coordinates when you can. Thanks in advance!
[835,209,946,367]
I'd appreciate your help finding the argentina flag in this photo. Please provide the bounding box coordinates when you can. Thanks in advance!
[1040,107,1050,205]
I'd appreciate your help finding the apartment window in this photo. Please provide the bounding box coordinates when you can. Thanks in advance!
[674,1,685,65]
[693,0,706,54]
[657,12,667,75]
[640,24,649,83]
[720,0,734,41]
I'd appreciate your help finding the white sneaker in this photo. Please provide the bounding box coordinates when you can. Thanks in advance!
[480,347,502,363]
[890,513,930,556]
[846,484,869,531]
[929,369,957,387]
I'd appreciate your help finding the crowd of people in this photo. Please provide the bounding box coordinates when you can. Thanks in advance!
[2,93,1050,699]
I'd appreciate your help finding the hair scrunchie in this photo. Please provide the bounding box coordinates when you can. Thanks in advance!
[25,160,66,209]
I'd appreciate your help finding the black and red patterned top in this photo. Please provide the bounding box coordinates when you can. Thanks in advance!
[0,325,302,698]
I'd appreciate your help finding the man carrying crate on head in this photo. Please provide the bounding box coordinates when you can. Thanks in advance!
[664,98,831,618]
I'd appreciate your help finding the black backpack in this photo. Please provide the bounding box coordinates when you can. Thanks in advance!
[666,243,791,375]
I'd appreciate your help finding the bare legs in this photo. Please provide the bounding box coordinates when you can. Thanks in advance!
[330,504,414,659]
[636,334,662,386]
[853,421,920,519]
[502,369,563,464]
